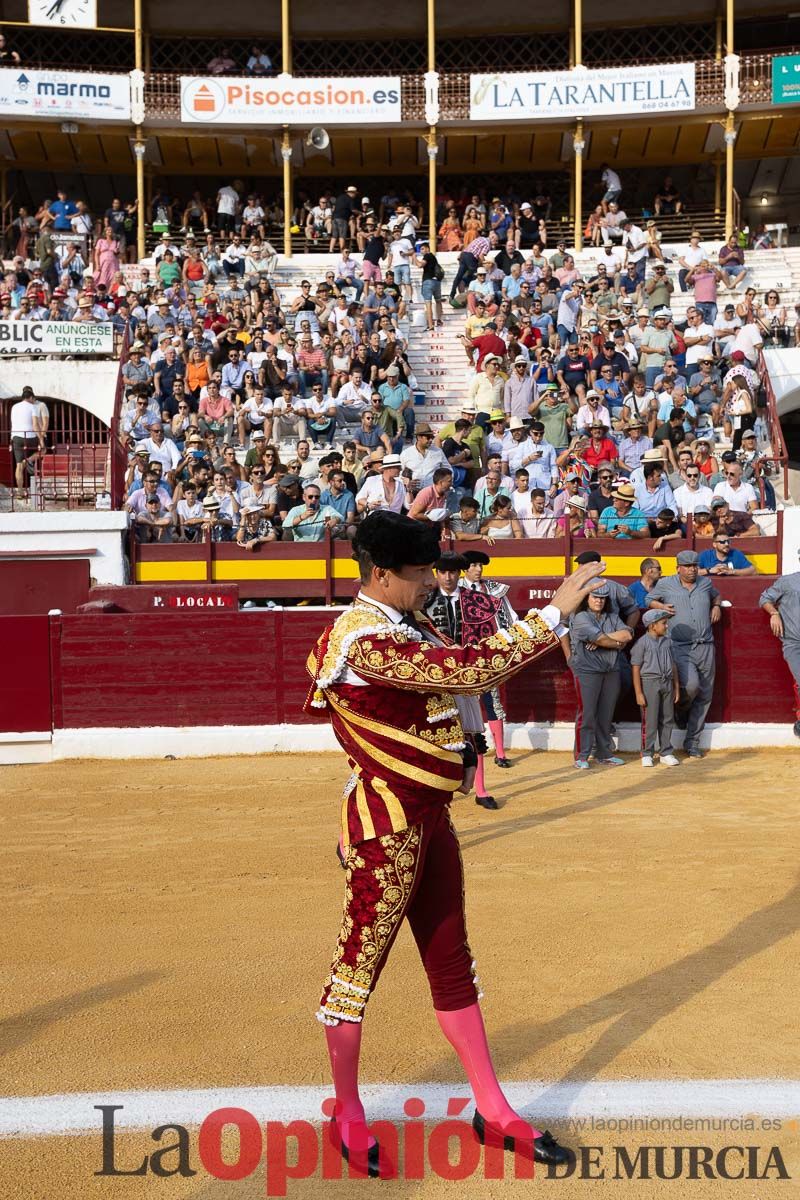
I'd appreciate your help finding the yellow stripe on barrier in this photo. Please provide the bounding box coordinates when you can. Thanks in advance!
[485,556,566,577]
[571,554,777,578]
[136,561,208,582]
[332,558,360,580]
[213,559,327,581]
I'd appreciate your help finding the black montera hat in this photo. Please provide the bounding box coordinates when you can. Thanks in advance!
[462,550,491,566]
[436,552,468,572]
[353,511,441,570]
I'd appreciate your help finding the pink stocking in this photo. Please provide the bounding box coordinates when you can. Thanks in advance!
[474,754,487,797]
[488,719,505,760]
[324,1022,376,1151]
[435,1003,541,1139]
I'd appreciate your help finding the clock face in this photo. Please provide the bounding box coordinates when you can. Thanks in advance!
[28,0,98,29]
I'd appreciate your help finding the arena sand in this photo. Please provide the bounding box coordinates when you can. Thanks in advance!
[2,749,799,1198]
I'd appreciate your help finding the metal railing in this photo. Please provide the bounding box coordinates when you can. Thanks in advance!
[110,326,132,510]
[142,51,790,123]
[0,326,130,512]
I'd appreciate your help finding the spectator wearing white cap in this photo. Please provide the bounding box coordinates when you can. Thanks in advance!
[356,454,407,515]
[466,266,496,315]
[503,355,534,421]
[236,504,276,548]
[467,354,505,425]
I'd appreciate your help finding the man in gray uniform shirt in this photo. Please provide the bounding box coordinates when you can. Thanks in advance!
[575,549,639,696]
[646,549,722,758]
[759,550,800,739]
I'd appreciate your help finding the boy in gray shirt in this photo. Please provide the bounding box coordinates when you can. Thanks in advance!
[631,609,680,768]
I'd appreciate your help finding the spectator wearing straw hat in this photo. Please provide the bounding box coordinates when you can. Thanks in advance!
[597,482,649,539]
[236,503,276,549]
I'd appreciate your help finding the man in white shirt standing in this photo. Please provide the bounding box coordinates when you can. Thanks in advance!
[387,230,414,307]
[730,322,764,367]
[216,180,241,235]
[621,217,648,283]
[10,385,42,497]
[683,309,716,373]
[600,164,623,211]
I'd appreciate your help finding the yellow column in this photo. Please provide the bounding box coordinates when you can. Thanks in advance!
[427,129,437,244]
[281,0,292,73]
[574,120,585,251]
[724,0,735,237]
[724,113,736,239]
[134,143,145,260]
[726,0,734,53]
[715,15,723,59]
[574,0,583,67]
[713,152,722,216]
[282,129,293,258]
[427,0,436,242]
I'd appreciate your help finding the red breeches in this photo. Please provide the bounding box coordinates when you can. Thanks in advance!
[317,805,480,1025]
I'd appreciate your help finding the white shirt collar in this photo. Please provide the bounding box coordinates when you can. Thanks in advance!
[356,590,404,624]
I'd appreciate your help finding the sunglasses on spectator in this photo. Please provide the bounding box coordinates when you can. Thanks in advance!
[251,469,265,475]
[686,471,700,478]
[716,538,730,544]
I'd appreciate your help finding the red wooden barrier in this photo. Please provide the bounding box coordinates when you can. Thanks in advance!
[0,615,52,732]
[39,602,796,732]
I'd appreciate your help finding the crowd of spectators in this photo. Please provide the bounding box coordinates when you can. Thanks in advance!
[99,183,781,550]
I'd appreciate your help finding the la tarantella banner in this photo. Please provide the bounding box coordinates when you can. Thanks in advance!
[0,322,114,355]
[180,76,402,125]
[470,63,696,120]
[0,68,131,121]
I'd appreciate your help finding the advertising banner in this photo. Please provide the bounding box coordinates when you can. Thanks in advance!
[180,75,402,125]
[470,63,696,120]
[772,54,800,104]
[0,68,130,121]
[0,322,114,355]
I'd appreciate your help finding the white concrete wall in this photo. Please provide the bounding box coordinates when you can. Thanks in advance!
[783,505,800,571]
[0,511,129,585]
[763,348,800,419]
[2,720,797,765]
[0,359,120,426]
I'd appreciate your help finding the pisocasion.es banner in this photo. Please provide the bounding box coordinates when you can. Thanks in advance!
[470,63,696,120]
[180,76,402,125]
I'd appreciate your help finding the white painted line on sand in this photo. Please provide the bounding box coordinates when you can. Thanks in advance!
[2,1080,799,1139]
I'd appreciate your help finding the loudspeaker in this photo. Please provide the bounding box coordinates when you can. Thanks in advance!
[307,127,330,150]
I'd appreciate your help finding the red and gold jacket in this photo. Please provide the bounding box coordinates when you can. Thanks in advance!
[305,596,557,846]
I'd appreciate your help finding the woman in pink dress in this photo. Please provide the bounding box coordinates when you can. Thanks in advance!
[93,224,121,289]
